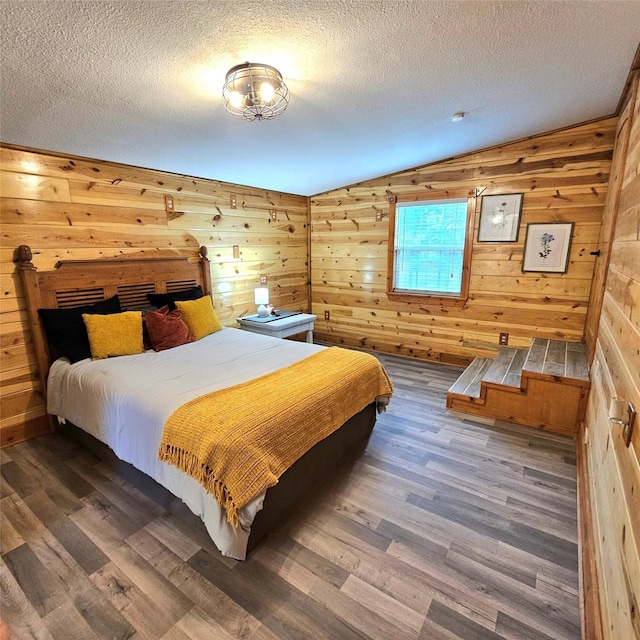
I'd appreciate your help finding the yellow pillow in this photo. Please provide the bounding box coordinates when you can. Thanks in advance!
[175,296,222,340]
[82,311,144,359]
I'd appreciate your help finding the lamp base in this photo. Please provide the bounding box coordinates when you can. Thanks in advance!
[257,304,268,317]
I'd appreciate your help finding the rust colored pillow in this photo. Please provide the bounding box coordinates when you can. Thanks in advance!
[145,305,195,352]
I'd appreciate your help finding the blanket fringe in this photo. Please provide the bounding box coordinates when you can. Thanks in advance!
[157,347,393,528]
[159,444,241,527]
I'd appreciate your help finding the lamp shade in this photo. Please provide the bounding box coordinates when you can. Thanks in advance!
[254,288,269,305]
[223,62,289,121]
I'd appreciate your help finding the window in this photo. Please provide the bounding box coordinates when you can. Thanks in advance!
[387,190,474,302]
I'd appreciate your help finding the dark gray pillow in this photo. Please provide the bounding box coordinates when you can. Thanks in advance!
[147,286,203,311]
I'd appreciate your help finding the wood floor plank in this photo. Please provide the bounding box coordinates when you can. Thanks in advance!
[494,610,560,640]
[522,338,548,374]
[43,476,85,516]
[285,520,364,574]
[163,562,263,639]
[42,600,101,640]
[25,443,95,499]
[17,516,104,599]
[299,513,499,630]
[523,464,577,489]
[535,572,581,611]
[255,532,349,590]
[340,573,424,636]
[143,516,201,562]
[0,509,24,554]
[23,490,67,529]
[481,471,576,518]
[409,488,578,572]
[108,540,194,628]
[294,509,436,617]
[495,541,579,597]
[426,599,502,639]
[252,541,321,595]
[505,496,577,542]
[189,549,366,640]
[0,351,582,639]
[0,460,42,498]
[71,492,145,552]
[0,557,55,640]
[507,522,578,571]
[91,560,185,639]
[443,546,581,639]
[48,518,110,576]
[2,445,51,483]
[375,518,449,563]
[247,624,286,640]
[1,493,47,544]
[0,471,15,501]
[448,539,538,589]
[385,539,500,629]
[67,454,165,525]
[172,606,238,640]
[422,461,511,506]
[309,578,419,640]
[2,543,68,617]
[345,553,433,617]
[71,579,136,640]
[330,498,384,531]
[160,625,193,640]
[419,616,465,640]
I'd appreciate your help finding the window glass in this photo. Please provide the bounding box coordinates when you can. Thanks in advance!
[393,198,469,296]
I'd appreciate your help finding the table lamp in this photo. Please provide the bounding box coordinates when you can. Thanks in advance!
[254,287,269,317]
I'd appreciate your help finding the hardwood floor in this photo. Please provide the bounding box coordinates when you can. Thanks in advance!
[0,353,581,640]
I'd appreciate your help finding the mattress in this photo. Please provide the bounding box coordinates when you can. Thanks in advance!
[47,327,326,559]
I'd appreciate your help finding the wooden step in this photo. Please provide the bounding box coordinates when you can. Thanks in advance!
[522,338,589,384]
[447,357,492,399]
[446,338,590,436]
[482,347,528,389]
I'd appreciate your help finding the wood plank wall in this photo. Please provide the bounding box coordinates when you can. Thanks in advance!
[584,71,640,640]
[0,145,309,447]
[310,118,617,365]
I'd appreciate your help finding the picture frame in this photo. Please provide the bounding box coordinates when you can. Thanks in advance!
[522,222,574,273]
[478,193,523,242]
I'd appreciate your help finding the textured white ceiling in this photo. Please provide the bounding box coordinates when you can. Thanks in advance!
[1,1,639,196]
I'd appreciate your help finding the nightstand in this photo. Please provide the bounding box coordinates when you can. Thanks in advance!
[237,312,317,343]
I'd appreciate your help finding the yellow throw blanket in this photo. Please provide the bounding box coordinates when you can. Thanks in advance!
[158,347,392,527]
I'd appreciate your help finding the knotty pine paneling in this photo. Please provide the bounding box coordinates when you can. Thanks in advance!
[310,117,617,363]
[584,72,640,640]
[0,145,309,447]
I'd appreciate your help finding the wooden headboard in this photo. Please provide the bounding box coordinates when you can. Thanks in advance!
[15,245,212,428]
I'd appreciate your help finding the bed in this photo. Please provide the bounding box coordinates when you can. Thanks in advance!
[15,245,390,559]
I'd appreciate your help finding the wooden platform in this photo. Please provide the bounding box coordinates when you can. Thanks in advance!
[446,339,590,436]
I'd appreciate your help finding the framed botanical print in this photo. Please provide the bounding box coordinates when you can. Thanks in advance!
[478,193,523,242]
[522,222,574,273]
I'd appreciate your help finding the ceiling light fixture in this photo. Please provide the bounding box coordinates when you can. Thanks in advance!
[222,62,289,122]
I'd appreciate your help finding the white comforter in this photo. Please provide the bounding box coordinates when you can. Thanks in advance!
[47,327,326,559]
